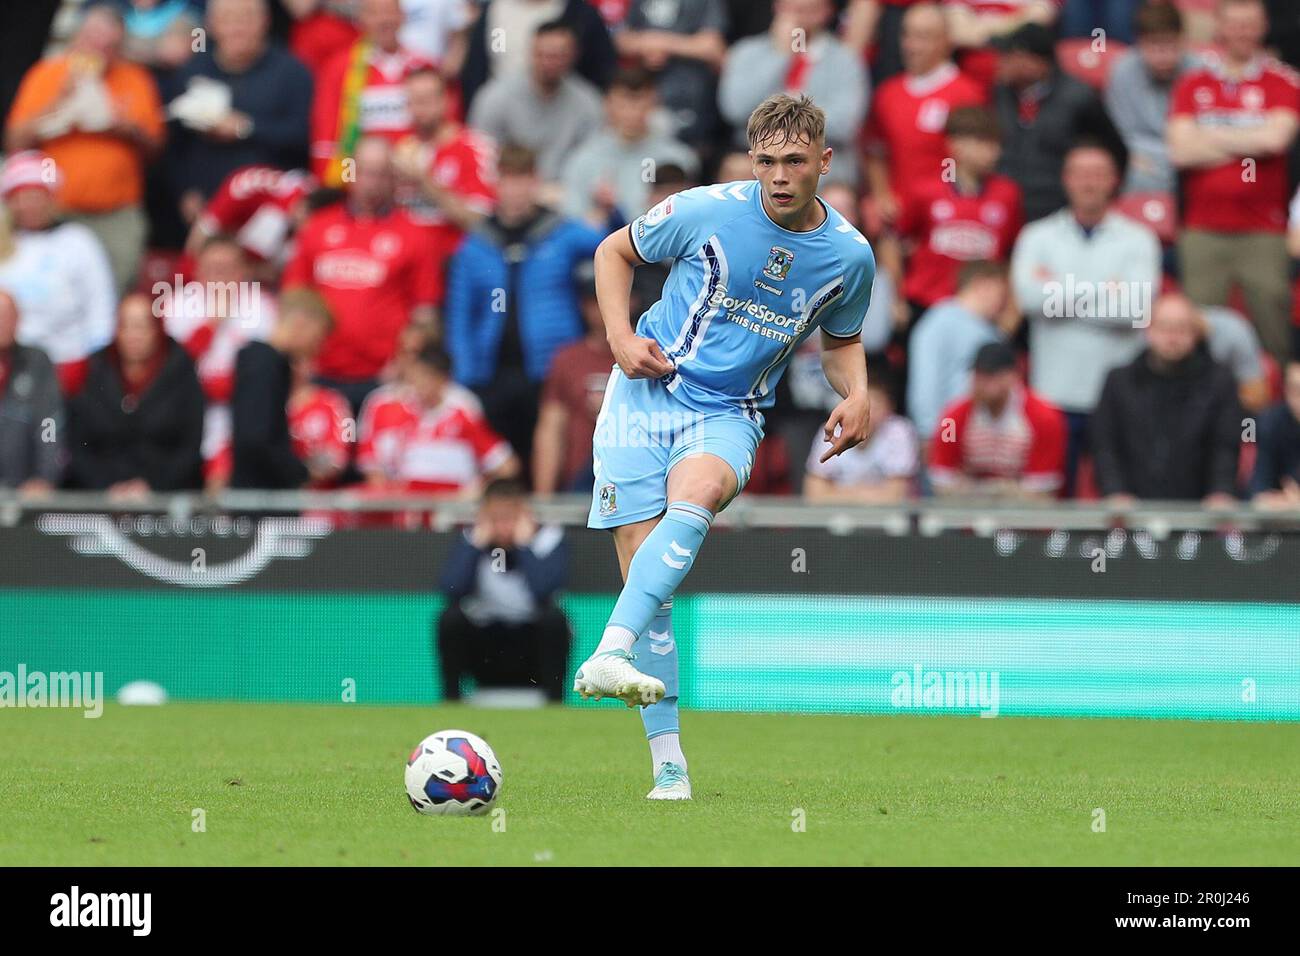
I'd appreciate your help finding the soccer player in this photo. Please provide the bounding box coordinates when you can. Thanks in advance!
[574,93,877,800]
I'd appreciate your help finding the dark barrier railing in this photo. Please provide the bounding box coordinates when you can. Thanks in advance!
[2,491,1299,532]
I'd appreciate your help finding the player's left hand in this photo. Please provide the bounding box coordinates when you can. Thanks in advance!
[819,393,871,463]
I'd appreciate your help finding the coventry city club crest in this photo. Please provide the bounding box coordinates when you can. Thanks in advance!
[599,483,617,515]
[763,246,794,281]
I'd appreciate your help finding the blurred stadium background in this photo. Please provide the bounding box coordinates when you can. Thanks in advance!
[1,0,1299,725]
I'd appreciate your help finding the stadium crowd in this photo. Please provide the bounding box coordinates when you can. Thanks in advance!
[2,0,1300,511]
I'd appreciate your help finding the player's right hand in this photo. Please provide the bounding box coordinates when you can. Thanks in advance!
[612,334,675,380]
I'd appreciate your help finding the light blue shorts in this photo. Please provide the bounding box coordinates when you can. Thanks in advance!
[587,365,766,530]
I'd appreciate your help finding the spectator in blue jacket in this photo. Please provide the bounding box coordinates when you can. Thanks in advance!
[436,478,572,703]
[167,0,313,220]
[443,144,602,476]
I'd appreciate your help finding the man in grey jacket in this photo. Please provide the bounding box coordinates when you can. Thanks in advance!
[561,67,700,226]
[0,290,64,492]
[468,19,605,185]
[1104,1,1195,195]
[718,0,868,186]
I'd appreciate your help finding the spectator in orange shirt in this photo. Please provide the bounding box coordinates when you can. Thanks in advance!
[5,3,165,294]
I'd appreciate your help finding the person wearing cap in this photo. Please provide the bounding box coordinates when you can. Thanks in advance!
[0,151,117,397]
[991,21,1127,222]
[4,2,165,294]
[443,144,603,475]
[0,290,65,494]
[927,340,1067,499]
[906,259,1010,442]
[1090,292,1241,505]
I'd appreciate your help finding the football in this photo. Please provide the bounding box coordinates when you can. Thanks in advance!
[404,729,503,816]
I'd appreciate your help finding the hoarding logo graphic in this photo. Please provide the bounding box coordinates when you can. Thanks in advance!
[37,514,331,588]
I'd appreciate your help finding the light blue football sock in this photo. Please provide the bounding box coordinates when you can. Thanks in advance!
[600,501,712,652]
[633,599,680,740]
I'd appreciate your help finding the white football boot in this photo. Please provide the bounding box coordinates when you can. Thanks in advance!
[573,649,665,708]
[646,762,692,800]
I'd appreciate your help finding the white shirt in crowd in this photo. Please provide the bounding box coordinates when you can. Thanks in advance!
[400,0,476,64]
[805,414,919,488]
[0,222,116,365]
[1011,209,1161,414]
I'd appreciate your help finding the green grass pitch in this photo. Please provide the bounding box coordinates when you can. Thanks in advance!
[2,702,1296,866]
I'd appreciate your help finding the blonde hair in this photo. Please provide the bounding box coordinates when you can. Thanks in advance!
[279,288,335,332]
[746,93,826,150]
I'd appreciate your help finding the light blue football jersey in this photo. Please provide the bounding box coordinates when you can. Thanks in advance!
[627,179,876,417]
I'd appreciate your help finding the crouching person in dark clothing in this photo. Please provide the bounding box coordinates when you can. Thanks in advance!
[436,478,571,702]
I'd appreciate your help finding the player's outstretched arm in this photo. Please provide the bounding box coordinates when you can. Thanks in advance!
[594,227,675,380]
[818,330,871,463]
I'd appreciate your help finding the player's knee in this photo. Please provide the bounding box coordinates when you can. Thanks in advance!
[674,479,729,513]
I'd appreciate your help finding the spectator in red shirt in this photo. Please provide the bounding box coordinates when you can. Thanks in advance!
[184,165,322,278]
[886,105,1023,316]
[392,66,496,262]
[928,341,1066,498]
[284,136,440,413]
[863,3,987,224]
[311,0,434,187]
[357,343,520,496]
[288,356,353,488]
[1169,0,1300,366]
[287,0,362,77]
